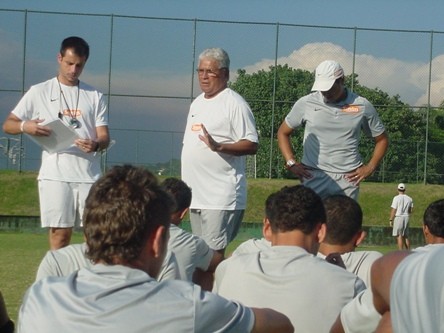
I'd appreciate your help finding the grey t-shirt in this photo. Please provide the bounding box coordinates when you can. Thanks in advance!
[214,245,365,332]
[20,264,254,333]
[285,90,385,173]
[169,224,213,281]
[36,243,180,282]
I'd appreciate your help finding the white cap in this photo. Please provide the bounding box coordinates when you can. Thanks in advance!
[311,60,344,92]
[398,183,406,191]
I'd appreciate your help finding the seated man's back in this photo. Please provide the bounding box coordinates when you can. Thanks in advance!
[168,224,213,280]
[161,178,223,289]
[317,250,382,287]
[23,264,254,333]
[215,246,364,332]
[317,194,382,288]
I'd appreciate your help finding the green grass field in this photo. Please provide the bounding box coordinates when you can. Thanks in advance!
[1,170,444,227]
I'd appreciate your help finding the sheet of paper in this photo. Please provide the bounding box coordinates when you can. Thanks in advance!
[27,118,80,153]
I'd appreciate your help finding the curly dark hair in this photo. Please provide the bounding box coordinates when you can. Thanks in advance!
[424,199,444,238]
[265,185,325,234]
[84,165,174,264]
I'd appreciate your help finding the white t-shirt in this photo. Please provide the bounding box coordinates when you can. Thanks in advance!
[181,88,258,210]
[12,77,108,182]
[339,289,381,333]
[230,237,271,256]
[168,224,214,281]
[391,244,444,332]
[317,250,382,288]
[19,265,254,333]
[391,194,413,216]
[214,246,366,332]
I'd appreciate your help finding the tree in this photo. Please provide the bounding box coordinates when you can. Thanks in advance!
[230,65,313,178]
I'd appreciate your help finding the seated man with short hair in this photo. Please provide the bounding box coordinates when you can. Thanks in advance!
[161,177,224,290]
[318,194,382,288]
[214,185,365,332]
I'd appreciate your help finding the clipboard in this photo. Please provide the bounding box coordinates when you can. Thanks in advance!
[27,118,80,153]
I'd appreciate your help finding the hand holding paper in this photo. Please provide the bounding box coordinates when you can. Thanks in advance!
[26,118,80,153]
[22,119,52,136]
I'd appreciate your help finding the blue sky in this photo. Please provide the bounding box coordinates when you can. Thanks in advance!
[1,1,444,169]
[1,0,444,31]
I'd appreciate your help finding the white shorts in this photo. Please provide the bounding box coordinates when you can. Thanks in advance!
[190,209,244,250]
[392,216,409,237]
[38,180,93,228]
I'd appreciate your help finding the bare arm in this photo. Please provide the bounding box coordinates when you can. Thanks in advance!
[371,251,411,331]
[346,131,389,183]
[3,113,50,136]
[251,307,294,333]
[277,120,312,180]
[199,124,257,156]
[329,315,345,333]
[389,207,396,226]
[192,251,224,291]
[375,312,393,333]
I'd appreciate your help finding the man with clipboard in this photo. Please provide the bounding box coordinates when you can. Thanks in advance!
[2,36,110,250]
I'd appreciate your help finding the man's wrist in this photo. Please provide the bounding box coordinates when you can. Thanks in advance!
[286,159,296,169]
[20,120,26,133]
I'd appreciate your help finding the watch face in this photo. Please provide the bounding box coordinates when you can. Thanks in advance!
[286,159,295,167]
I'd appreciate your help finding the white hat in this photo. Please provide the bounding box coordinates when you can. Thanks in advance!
[311,60,344,92]
[398,183,406,191]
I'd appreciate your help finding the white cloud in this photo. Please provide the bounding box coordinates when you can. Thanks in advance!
[240,42,443,107]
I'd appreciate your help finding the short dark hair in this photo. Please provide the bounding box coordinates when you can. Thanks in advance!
[161,178,191,213]
[60,36,90,60]
[84,165,174,264]
[424,199,444,237]
[265,185,325,234]
[323,195,363,245]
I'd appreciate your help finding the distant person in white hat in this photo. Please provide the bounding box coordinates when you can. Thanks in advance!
[389,183,414,249]
[277,60,388,201]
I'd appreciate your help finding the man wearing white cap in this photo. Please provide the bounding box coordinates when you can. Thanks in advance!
[277,60,388,201]
[389,183,413,249]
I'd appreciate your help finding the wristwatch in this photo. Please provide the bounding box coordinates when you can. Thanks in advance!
[286,159,297,169]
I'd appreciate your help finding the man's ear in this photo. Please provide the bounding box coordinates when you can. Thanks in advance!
[151,225,168,259]
[354,230,367,247]
[263,218,272,241]
[317,223,327,243]
[179,207,189,221]
[423,224,430,238]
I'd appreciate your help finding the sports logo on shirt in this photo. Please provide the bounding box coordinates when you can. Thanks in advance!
[341,105,361,113]
[191,123,202,131]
